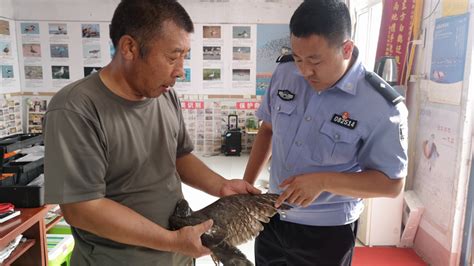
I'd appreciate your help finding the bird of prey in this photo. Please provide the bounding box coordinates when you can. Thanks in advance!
[169,193,291,266]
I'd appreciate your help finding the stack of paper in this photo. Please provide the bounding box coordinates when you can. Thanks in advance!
[0,235,23,263]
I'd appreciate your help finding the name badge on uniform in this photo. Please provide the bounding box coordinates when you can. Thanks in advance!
[277,90,295,101]
[331,112,357,130]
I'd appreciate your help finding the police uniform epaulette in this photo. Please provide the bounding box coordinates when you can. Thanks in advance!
[276,54,295,63]
[364,71,404,105]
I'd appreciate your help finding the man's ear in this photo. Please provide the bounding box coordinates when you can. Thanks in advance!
[118,35,139,60]
[341,40,354,60]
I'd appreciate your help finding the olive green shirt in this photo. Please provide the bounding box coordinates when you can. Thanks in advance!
[44,72,193,265]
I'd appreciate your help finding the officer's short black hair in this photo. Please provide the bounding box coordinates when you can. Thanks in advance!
[110,0,194,57]
[290,0,351,47]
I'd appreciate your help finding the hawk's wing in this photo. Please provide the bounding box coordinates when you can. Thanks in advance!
[208,240,253,266]
[196,193,288,247]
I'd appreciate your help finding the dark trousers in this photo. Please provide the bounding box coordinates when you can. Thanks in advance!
[255,216,358,266]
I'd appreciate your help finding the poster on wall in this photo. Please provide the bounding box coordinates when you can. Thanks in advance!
[413,104,459,236]
[174,26,203,94]
[173,24,257,95]
[0,97,22,138]
[231,25,256,94]
[256,24,290,96]
[17,21,112,92]
[428,13,469,105]
[202,24,225,92]
[19,22,45,90]
[0,18,21,93]
[26,97,49,133]
[442,0,468,17]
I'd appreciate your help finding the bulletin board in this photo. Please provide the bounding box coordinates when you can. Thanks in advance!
[12,20,292,96]
[0,17,21,94]
[16,21,112,93]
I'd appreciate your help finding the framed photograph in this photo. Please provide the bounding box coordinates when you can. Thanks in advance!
[83,44,101,59]
[0,20,9,35]
[22,44,41,57]
[233,26,250,39]
[1,65,14,78]
[203,68,221,81]
[232,69,250,81]
[0,41,11,56]
[21,23,39,34]
[203,46,221,60]
[24,66,43,79]
[49,23,67,35]
[203,26,221,39]
[81,24,100,38]
[50,44,69,58]
[51,65,70,79]
[84,67,102,77]
[233,46,250,60]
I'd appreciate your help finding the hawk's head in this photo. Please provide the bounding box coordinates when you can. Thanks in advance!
[173,198,192,218]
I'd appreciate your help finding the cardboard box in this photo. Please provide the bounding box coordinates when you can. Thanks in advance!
[398,190,425,247]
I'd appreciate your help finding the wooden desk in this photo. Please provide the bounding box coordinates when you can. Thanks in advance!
[0,205,56,266]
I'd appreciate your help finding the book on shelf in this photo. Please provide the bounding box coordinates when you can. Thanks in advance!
[0,210,21,224]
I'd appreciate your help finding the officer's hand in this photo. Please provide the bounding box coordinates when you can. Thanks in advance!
[174,219,213,258]
[219,179,261,197]
[275,173,324,208]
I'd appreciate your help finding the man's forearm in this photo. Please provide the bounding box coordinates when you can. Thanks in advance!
[243,122,272,185]
[323,170,405,198]
[60,198,179,252]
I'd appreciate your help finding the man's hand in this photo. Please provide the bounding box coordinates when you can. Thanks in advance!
[219,179,261,197]
[173,219,213,258]
[275,173,325,208]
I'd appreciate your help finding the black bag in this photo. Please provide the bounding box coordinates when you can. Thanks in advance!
[221,114,242,156]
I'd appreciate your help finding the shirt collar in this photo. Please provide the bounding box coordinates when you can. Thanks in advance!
[333,46,364,96]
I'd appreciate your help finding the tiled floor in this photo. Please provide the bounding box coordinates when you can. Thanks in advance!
[182,154,267,265]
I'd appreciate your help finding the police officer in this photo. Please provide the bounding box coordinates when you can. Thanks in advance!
[243,0,408,265]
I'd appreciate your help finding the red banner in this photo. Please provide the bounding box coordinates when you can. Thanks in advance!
[181,101,204,109]
[376,0,416,83]
[236,102,260,110]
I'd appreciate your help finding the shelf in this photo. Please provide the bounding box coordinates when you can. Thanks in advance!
[1,239,35,265]
[0,205,55,266]
[45,215,63,232]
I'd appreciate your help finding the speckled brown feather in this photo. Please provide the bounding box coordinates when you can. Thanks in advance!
[169,193,291,266]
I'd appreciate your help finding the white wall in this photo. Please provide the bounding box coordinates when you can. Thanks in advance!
[0,0,14,18]
[10,0,302,24]
[180,0,302,24]
[406,0,474,265]
[11,0,119,21]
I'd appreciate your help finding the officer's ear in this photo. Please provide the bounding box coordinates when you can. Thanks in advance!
[341,40,354,60]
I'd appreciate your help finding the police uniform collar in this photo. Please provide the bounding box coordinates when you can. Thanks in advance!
[333,47,363,96]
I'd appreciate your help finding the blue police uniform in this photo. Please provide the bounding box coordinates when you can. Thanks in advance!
[256,52,408,226]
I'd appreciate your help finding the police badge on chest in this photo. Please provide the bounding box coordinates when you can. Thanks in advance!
[331,112,357,129]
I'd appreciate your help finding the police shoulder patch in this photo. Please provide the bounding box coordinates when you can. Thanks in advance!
[277,90,295,101]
